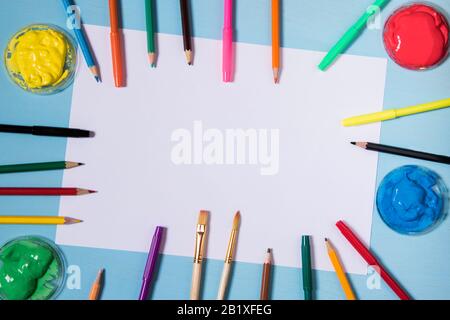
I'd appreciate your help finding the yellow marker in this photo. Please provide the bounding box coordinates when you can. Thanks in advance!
[325,238,356,300]
[342,98,450,127]
[0,216,82,225]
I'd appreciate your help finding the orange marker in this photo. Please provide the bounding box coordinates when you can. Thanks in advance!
[109,0,124,87]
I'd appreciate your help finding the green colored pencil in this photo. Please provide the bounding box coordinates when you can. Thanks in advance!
[301,235,313,300]
[145,0,157,67]
[0,161,83,174]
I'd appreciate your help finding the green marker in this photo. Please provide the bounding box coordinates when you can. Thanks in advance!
[318,0,390,71]
[301,235,313,300]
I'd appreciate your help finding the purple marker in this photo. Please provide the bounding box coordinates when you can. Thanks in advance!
[138,226,164,300]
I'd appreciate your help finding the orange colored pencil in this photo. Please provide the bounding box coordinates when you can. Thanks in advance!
[88,268,105,300]
[272,0,280,83]
[109,0,124,87]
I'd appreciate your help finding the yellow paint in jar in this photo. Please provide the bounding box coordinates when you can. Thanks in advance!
[4,24,77,94]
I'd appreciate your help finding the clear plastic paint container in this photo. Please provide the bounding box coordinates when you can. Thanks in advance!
[383,2,449,70]
[376,165,448,235]
[0,236,66,300]
[4,24,78,95]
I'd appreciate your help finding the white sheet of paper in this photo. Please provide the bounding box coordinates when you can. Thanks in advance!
[57,25,386,274]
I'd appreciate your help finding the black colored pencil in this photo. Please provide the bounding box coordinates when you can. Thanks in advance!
[351,142,450,165]
[180,0,193,65]
[0,124,94,138]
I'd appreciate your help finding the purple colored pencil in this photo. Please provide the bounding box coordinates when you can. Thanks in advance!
[138,226,164,300]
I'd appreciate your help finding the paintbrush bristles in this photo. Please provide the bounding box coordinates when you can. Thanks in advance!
[198,210,209,225]
[233,211,241,229]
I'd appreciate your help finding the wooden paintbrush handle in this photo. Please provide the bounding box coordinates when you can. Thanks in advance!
[190,262,203,300]
[217,263,231,300]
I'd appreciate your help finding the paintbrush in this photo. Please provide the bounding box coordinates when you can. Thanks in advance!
[217,211,241,300]
[190,210,209,300]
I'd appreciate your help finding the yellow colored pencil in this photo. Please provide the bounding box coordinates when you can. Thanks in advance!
[325,238,356,300]
[0,216,82,225]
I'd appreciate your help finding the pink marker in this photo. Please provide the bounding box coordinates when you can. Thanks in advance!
[222,0,234,82]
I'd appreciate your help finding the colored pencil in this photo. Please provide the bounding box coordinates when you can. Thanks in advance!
[179,0,193,65]
[272,0,280,83]
[325,238,356,300]
[0,216,82,225]
[217,211,241,300]
[61,0,101,82]
[336,220,411,300]
[342,97,450,126]
[0,124,93,138]
[351,142,450,165]
[301,235,313,300]
[139,226,164,300]
[190,210,209,300]
[145,0,157,67]
[318,0,390,71]
[88,268,105,300]
[0,188,96,196]
[0,161,83,174]
[260,248,273,300]
[109,0,125,87]
[222,0,234,82]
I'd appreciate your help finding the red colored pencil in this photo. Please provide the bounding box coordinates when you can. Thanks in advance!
[0,188,96,196]
[336,220,411,300]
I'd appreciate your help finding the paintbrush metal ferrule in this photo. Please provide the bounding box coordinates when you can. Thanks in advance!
[193,224,206,263]
[225,229,238,263]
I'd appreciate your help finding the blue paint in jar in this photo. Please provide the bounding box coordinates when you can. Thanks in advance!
[376,165,447,234]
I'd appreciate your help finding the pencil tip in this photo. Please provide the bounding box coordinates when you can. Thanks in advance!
[273,69,280,84]
[350,142,356,145]
[65,217,83,224]
[95,76,101,83]
[88,190,98,194]
[324,238,328,242]
[78,162,85,166]
[185,50,193,65]
[267,248,272,253]
[148,53,157,67]
[96,268,105,282]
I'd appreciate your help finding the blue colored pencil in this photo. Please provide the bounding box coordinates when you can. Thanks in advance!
[61,0,101,82]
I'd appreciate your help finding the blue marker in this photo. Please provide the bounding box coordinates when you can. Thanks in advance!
[61,0,101,82]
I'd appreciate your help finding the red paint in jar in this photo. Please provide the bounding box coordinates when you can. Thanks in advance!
[383,3,449,70]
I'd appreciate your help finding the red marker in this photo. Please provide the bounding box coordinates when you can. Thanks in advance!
[336,220,411,300]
